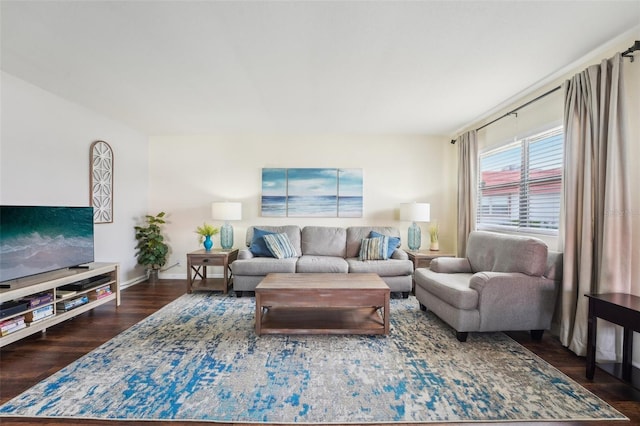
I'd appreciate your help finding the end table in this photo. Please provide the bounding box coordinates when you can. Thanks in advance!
[406,248,456,270]
[585,292,640,391]
[186,248,239,294]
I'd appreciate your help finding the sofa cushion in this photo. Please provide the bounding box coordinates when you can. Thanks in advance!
[346,258,413,277]
[249,228,277,257]
[231,257,298,276]
[346,227,402,258]
[245,226,302,256]
[370,231,401,258]
[414,268,478,310]
[296,256,349,273]
[301,226,346,257]
[359,236,389,260]
[466,231,548,276]
[263,233,297,259]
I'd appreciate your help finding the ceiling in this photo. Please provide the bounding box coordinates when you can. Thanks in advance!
[1,1,639,136]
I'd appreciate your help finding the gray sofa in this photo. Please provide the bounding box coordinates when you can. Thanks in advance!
[231,225,414,297]
[414,231,562,342]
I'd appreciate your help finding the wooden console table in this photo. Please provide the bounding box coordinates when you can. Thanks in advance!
[186,249,238,294]
[585,292,640,391]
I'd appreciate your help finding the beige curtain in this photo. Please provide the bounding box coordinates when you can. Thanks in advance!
[456,130,478,257]
[560,53,631,360]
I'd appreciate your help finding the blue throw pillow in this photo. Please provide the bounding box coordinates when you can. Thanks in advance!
[369,231,400,258]
[263,233,298,259]
[249,228,277,257]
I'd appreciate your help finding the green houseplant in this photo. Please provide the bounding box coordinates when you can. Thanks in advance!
[134,212,169,281]
[195,223,219,251]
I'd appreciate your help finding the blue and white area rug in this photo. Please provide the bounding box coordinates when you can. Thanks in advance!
[0,294,626,423]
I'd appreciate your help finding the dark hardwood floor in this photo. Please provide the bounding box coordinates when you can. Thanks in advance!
[0,279,638,426]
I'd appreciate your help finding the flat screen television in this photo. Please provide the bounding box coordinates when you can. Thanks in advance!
[0,206,95,283]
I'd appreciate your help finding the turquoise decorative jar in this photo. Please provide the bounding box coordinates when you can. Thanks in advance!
[203,235,213,251]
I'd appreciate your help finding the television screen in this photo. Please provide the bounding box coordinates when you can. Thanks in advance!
[0,206,95,283]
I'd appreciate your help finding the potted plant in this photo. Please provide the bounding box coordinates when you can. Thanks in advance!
[429,223,439,251]
[195,223,219,251]
[134,212,169,282]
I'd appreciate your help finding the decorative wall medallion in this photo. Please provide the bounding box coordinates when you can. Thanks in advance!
[90,140,114,223]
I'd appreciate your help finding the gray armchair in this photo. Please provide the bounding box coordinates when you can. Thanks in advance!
[414,231,562,342]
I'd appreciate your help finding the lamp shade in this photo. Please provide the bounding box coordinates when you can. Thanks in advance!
[400,202,430,222]
[211,202,242,221]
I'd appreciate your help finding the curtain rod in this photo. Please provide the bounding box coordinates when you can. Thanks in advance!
[448,86,561,144]
[450,40,640,144]
[622,40,640,62]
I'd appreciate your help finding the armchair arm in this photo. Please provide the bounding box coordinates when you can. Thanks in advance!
[429,257,472,273]
[469,271,557,331]
[237,248,254,260]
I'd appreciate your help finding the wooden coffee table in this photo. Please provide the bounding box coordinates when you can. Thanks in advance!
[255,273,390,336]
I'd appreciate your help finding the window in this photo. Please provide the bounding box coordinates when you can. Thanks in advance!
[477,126,563,234]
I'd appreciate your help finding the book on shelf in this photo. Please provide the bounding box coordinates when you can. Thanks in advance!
[1,316,26,336]
[0,300,29,319]
[20,292,54,308]
[88,285,113,300]
[56,295,89,312]
[56,290,78,299]
[25,304,54,323]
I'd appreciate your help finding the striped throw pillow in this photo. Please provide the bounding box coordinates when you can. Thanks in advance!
[263,233,298,259]
[359,236,389,261]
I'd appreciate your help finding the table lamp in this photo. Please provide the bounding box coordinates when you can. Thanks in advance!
[400,202,430,251]
[211,202,242,250]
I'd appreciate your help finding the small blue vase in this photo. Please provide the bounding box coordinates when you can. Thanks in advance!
[203,235,213,251]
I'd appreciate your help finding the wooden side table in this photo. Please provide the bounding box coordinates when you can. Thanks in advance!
[186,248,238,294]
[406,248,456,294]
[406,248,456,270]
[585,292,640,391]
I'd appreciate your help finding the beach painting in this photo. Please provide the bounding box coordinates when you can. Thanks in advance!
[338,168,363,217]
[261,168,363,217]
[261,168,287,217]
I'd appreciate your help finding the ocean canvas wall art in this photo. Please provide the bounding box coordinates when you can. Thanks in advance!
[261,168,363,217]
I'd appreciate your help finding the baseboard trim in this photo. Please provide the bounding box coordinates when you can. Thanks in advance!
[120,275,148,290]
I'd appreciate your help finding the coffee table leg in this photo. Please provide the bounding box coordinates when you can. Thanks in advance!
[384,292,390,335]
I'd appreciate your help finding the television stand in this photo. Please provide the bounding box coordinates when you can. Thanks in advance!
[0,262,120,348]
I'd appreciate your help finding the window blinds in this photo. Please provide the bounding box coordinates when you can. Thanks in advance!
[477,126,563,234]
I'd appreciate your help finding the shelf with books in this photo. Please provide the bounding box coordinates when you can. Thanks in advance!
[0,262,120,347]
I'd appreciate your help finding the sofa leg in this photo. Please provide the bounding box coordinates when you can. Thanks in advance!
[235,291,243,298]
[456,332,468,342]
[402,292,409,299]
[419,303,427,311]
[531,330,544,341]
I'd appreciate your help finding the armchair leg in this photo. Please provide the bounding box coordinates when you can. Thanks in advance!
[235,291,244,298]
[401,292,409,299]
[456,332,468,342]
[530,330,544,341]
[419,303,427,311]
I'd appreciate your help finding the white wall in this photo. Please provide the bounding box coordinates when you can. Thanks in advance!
[0,72,150,285]
[149,134,457,278]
